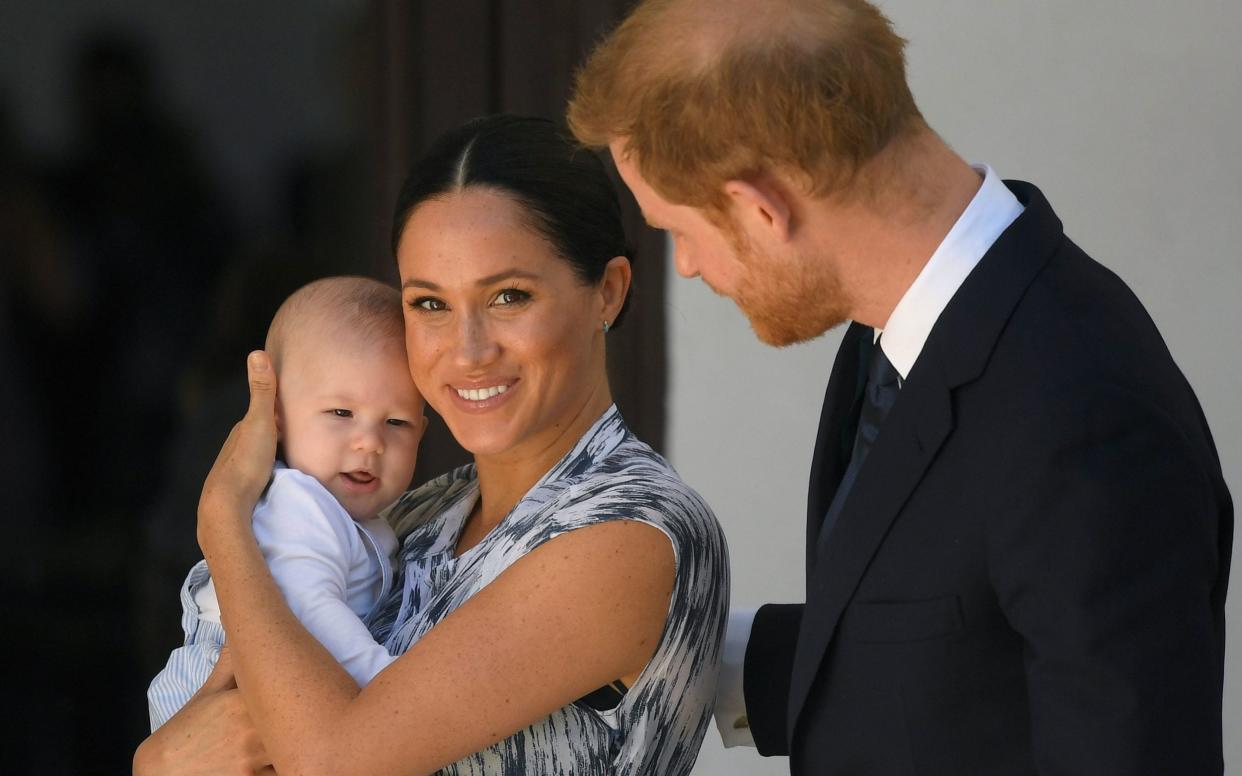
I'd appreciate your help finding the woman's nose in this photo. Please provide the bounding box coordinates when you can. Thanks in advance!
[453,312,500,369]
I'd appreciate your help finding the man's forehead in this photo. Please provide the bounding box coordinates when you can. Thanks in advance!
[606,137,632,165]
[606,143,649,193]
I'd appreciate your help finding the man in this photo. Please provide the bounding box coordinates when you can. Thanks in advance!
[568,0,1233,773]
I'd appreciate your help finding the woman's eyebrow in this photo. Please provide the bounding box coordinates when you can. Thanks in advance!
[402,277,441,291]
[474,269,542,286]
[402,269,542,292]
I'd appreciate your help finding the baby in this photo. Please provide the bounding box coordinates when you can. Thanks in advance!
[147,276,425,731]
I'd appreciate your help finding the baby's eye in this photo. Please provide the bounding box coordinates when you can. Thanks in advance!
[410,296,446,312]
[330,409,353,418]
[386,418,409,427]
[491,288,531,306]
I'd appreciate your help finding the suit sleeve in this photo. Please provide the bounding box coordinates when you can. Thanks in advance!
[742,603,804,756]
[990,384,1227,774]
[253,475,398,686]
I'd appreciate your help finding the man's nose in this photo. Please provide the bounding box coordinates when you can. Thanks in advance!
[671,239,700,279]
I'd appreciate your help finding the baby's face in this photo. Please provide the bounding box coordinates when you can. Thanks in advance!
[277,338,425,521]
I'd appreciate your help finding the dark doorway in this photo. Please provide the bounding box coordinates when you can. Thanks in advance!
[370,0,668,483]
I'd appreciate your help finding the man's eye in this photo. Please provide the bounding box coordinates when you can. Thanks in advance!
[492,288,531,306]
[411,296,446,312]
[330,409,352,418]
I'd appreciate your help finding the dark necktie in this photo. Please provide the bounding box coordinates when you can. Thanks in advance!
[817,339,902,553]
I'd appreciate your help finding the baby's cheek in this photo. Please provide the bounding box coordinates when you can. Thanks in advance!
[386,459,416,499]
[394,439,421,479]
[295,454,337,487]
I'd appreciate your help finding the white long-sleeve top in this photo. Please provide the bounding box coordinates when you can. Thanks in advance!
[148,464,399,730]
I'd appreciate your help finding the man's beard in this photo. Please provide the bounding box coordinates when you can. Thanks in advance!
[728,238,850,347]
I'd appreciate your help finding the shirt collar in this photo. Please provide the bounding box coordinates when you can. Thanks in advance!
[875,164,1025,380]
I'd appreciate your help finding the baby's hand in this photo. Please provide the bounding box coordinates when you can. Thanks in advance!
[198,351,279,549]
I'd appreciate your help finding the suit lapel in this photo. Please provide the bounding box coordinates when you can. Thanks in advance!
[787,361,954,739]
[804,323,872,571]
[784,180,1067,745]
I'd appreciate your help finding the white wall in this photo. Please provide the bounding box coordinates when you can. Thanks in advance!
[676,2,1242,774]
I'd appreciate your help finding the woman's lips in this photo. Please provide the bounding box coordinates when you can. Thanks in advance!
[447,379,518,412]
[338,471,380,494]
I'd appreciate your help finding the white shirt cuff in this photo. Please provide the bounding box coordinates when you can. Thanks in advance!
[714,607,758,748]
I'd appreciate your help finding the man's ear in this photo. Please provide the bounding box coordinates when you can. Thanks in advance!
[723,175,794,243]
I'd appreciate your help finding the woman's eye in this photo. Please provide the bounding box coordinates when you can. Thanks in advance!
[411,296,446,312]
[330,409,353,418]
[492,288,530,306]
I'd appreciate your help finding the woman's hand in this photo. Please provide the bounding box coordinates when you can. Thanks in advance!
[198,351,279,554]
[133,648,272,775]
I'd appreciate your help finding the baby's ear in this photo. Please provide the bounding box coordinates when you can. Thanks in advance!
[273,399,287,463]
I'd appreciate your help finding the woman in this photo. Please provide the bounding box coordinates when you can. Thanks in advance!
[135,115,729,775]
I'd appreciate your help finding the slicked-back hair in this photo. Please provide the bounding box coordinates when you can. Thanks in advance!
[390,114,635,328]
[568,0,925,210]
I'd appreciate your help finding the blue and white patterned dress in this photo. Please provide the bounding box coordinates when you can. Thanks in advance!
[368,405,729,775]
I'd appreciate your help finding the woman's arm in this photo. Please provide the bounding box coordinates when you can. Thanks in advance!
[201,353,676,776]
[134,648,273,775]
[135,351,281,775]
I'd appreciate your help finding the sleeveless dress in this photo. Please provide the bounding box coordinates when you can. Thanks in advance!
[367,406,729,775]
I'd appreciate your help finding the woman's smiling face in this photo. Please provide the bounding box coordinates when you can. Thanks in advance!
[396,187,613,460]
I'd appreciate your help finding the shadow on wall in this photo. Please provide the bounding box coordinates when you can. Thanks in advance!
[0,15,380,770]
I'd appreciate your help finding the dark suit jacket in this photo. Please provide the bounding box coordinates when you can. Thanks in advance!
[743,181,1233,775]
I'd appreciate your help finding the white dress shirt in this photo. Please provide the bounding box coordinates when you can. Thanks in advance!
[715,165,1024,747]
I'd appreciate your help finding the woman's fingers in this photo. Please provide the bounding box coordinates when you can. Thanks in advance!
[198,352,280,543]
[236,350,278,462]
[245,350,277,428]
[134,685,271,775]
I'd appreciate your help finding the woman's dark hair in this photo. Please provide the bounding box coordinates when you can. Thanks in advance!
[391,114,634,327]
